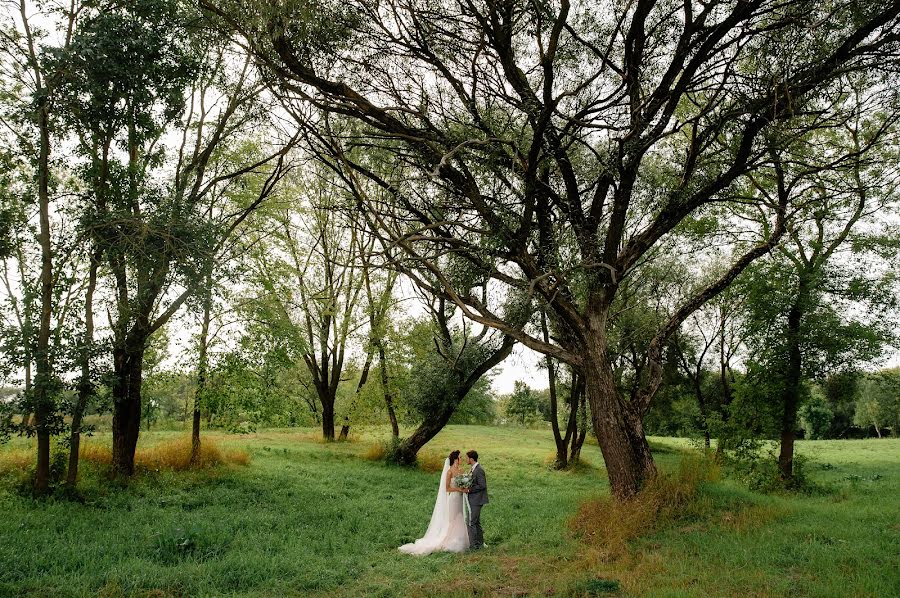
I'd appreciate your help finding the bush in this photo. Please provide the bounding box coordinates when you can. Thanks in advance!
[726,446,822,494]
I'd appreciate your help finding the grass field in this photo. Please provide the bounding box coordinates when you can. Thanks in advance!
[0,426,897,597]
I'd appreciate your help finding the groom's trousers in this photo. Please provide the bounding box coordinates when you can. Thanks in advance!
[468,503,484,548]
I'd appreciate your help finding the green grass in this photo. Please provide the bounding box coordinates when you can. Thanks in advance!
[0,428,897,597]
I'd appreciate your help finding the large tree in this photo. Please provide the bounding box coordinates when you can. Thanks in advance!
[0,0,84,492]
[59,0,292,475]
[208,0,900,497]
[740,101,899,480]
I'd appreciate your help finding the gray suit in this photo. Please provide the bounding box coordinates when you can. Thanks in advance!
[467,463,488,549]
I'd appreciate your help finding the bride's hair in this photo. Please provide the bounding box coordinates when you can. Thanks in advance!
[448,450,461,465]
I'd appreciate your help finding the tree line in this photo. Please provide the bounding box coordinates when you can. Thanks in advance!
[0,0,899,500]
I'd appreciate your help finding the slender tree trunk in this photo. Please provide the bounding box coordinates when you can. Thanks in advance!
[874,424,882,439]
[570,382,588,464]
[338,348,374,441]
[112,344,146,476]
[778,293,805,481]
[584,324,656,499]
[32,99,54,495]
[191,289,212,466]
[377,342,399,438]
[542,311,573,469]
[692,377,711,449]
[567,374,586,464]
[66,250,100,487]
[21,364,32,429]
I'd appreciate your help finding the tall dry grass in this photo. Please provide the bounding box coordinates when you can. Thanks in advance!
[0,436,249,476]
[0,449,32,476]
[361,441,446,473]
[569,454,720,559]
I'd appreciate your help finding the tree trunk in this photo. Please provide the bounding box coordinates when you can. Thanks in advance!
[584,331,656,499]
[570,383,588,464]
[543,311,574,469]
[321,397,335,441]
[338,347,375,441]
[567,374,587,464]
[190,289,212,466]
[393,335,514,465]
[692,377,711,449]
[111,345,146,476]
[778,294,805,481]
[378,342,399,438]
[66,250,100,487]
[392,396,462,466]
[32,98,54,495]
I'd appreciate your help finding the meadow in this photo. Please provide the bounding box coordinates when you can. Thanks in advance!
[0,426,897,597]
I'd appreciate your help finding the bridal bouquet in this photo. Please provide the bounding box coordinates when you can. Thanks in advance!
[453,472,473,489]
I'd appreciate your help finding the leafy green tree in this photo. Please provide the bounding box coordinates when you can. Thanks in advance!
[0,0,84,492]
[245,167,368,441]
[448,378,497,426]
[208,0,900,499]
[739,107,899,480]
[503,381,543,426]
[799,386,834,440]
[390,300,514,465]
[854,370,900,437]
[55,0,291,475]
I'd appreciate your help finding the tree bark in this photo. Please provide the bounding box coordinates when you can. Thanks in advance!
[32,92,54,495]
[778,291,805,481]
[584,329,656,499]
[320,397,335,441]
[570,379,588,464]
[190,288,212,466]
[111,344,146,476]
[338,347,375,441]
[66,250,100,487]
[378,341,399,438]
[689,371,711,449]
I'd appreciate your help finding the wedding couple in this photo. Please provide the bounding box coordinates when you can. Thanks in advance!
[398,449,488,555]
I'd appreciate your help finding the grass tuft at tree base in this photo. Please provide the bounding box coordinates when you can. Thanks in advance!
[569,453,721,559]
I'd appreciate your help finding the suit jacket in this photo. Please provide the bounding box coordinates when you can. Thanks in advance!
[468,464,489,506]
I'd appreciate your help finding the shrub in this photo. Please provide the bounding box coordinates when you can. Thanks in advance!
[730,449,821,494]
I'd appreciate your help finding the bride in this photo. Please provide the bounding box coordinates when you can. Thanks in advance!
[398,450,470,555]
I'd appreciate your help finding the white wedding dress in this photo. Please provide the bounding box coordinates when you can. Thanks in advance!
[398,458,470,555]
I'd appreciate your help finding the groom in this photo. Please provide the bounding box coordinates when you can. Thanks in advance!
[463,450,488,550]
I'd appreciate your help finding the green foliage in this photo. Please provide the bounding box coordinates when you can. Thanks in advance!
[799,386,835,440]
[853,370,900,437]
[448,378,497,425]
[501,381,548,426]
